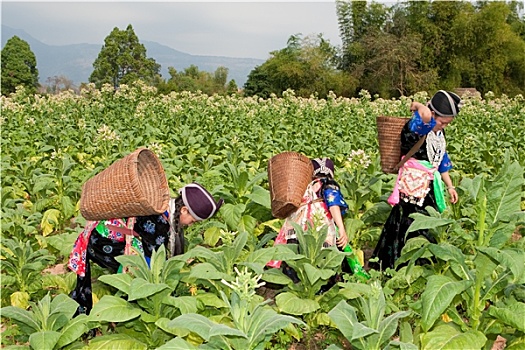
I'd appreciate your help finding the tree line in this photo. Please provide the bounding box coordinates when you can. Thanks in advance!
[2,1,524,98]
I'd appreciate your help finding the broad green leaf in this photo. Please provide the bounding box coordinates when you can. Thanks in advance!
[478,247,524,282]
[56,314,89,348]
[156,337,198,350]
[195,292,228,308]
[386,341,418,350]
[275,292,320,315]
[209,323,246,338]
[203,226,222,246]
[155,318,190,337]
[344,218,365,242]
[427,243,466,264]
[244,247,275,265]
[46,232,80,258]
[420,324,487,350]
[87,334,148,349]
[238,214,257,234]
[488,302,525,332]
[262,268,294,285]
[221,203,245,230]
[29,331,60,350]
[188,262,230,281]
[245,185,271,209]
[115,254,150,281]
[163,295,199,314]
[89,295,141,322]
[486,161,523,224]
[0,306,40,334]
[60,195,75,218]
[303,263,334,285]
[506,336,525,350]
[246,306,304,348]
[399,321,413,344]
[98,273,133,294]
[150,244,167,283]
[128,278,169,301]
[420,275,471,332]
[488,221,516,248]
[373,311,411,348]
[167,313,216,341]
[405,214,453,235]
[50,293,79,320]
[328,300,366,341]
[228,230,248,262]
[32,176,55,194]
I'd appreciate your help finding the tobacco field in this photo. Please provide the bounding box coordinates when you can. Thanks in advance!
[1,83,524,349]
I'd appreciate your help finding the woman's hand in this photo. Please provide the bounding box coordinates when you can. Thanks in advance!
[448,187,458,204]
[336,230,349,248]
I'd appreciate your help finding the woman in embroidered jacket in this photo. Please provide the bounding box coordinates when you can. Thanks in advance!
[370,90,461,270]
[68,182,223,315]
[267,158,351,284]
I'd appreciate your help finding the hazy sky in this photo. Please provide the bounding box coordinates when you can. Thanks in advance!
[1,0,349,59]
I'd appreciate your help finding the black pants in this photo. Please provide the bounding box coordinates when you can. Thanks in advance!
[71,231,124,315]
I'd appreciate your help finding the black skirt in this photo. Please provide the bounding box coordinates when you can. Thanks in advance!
[370,186,438,271]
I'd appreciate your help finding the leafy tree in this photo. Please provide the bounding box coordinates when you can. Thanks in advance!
[243,65,273,98]
[157,65,233,95]
[89,24,160,89]
[226,79,238,95]
[244,34,351,98]
[1,36,39,95]
[41,75,76,94]
[336,0,389,71]
[358,31,436,97]
[449,1,525,95]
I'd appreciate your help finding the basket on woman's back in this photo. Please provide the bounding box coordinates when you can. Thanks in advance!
[268,151,313,219]
[376,116,410,174]
[79,148,170,221]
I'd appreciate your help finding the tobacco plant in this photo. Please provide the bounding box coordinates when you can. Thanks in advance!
[0,238,55,308]
[0,293,89,349]
[327,281,415,350]
[159,267,304,349]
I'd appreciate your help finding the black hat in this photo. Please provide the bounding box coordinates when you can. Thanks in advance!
[312,157,334,178]
[429,90,462,117]
[179,183,223,221]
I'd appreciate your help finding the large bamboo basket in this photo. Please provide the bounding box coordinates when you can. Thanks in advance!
[377,116,410,174]
[268,151,313,219]
[80,148,170,220]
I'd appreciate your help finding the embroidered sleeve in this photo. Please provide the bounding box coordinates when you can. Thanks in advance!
[438,152,453,173]
[323,188,348,216]
[409,110,436,135]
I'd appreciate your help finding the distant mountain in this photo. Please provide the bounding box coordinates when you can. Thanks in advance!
[1,25,264,87]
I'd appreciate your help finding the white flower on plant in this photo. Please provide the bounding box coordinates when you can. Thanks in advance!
[96,124,120,141]
[148,142,163,156]
[221,266,266,301]
[26,117,36,125]
[346,149,371,170]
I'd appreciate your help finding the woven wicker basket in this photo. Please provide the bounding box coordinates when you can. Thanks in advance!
[80,148,170,220]
[377,116,410,173]
[268,151,313,219]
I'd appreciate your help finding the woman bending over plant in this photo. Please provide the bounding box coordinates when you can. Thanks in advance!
[370,90,461,271]
[68,182,223,315]
[269,158,368,285]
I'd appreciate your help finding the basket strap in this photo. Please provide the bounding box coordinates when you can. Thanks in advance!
[393,135,427,172]
[105,224,139,238]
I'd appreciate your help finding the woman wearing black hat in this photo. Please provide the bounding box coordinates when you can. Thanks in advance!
[68,182,223,315]
[370,90,461,271]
